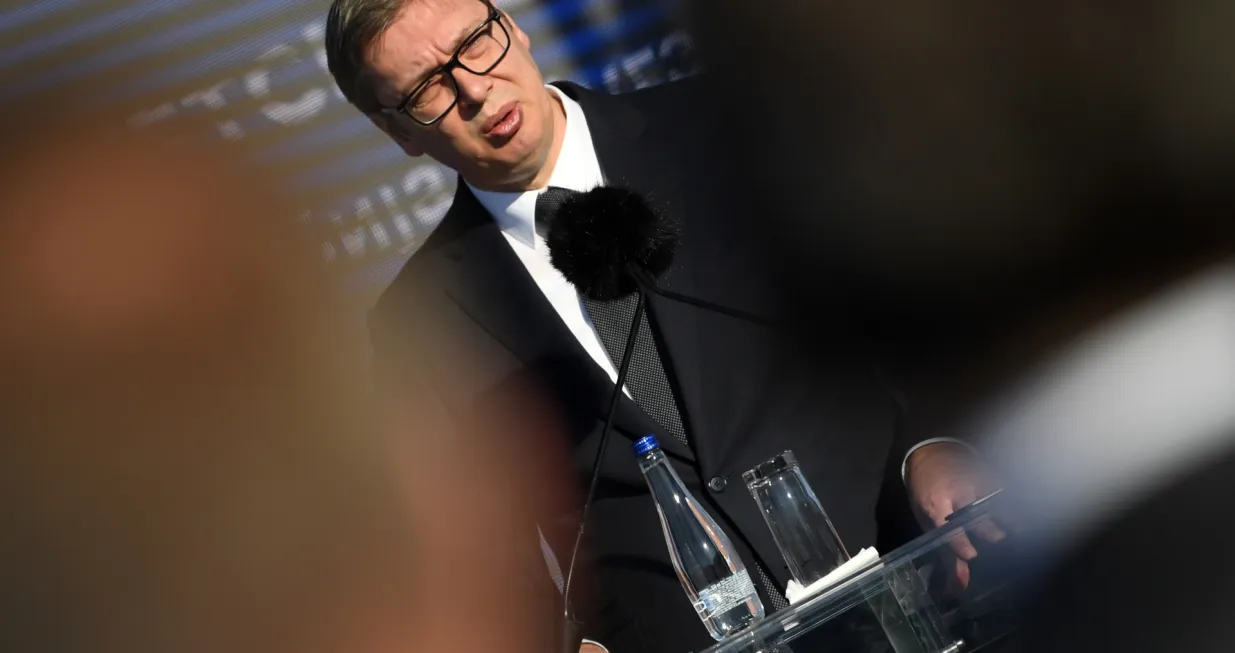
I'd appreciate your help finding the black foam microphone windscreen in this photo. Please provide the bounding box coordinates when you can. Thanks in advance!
[545,186,680,301]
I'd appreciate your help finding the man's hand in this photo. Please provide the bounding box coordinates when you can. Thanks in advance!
[905,442,1006,590]
[579,642,609,653]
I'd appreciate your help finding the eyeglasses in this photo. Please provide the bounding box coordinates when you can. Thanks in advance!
[389,2,511,126]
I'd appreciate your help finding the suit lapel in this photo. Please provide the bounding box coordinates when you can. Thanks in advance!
[556,83,713,465]
[435,186,554,364]
[433,181,694,462]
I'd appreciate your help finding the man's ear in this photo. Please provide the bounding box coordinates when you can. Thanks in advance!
[502,10,530,49]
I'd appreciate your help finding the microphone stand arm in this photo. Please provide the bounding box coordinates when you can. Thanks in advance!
[559,288,648,653]
[627,266,778,328]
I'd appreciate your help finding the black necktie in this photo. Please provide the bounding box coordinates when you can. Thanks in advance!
[535,187,689,445]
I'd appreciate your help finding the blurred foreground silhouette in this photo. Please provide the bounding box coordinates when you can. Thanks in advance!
[0,100,568,653]
[688,2,1235,650]
[689,0,1235,394]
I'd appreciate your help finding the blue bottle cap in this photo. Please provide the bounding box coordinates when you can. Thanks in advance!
[632,434,660,456]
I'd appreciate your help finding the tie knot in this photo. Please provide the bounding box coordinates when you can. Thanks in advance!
[534,186,577,239]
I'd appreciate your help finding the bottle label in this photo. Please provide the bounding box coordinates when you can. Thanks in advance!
[692,569,758,619]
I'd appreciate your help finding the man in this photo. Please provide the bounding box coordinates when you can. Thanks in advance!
[324,2,992,652]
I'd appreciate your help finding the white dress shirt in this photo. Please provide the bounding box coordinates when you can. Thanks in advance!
[469,88,618,653]
[468,85,626,390]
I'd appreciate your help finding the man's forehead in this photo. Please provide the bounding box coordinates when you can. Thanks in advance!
[400,0,487,42]
[360,0,487,108]
[370,0,488,81]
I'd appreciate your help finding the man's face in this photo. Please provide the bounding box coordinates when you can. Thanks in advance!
[365,0,557,191]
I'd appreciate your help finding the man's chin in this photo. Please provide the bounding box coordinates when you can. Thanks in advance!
[462,162,536,193]
[456,132,549,190]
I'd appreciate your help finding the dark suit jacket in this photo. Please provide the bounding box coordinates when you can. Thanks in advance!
[369,77,915,653]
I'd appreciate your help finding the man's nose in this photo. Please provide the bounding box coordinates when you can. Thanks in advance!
[453,68,492,107]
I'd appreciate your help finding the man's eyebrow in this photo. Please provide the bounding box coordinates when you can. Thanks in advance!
[446,21,477,52]
[404,20,484,93]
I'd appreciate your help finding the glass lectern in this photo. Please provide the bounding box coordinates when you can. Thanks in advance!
[701,495,1023,653]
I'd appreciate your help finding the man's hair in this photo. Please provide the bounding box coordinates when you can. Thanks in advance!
[325,0,409,114]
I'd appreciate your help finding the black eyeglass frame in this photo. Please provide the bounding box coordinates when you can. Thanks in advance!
[387,1,510,126]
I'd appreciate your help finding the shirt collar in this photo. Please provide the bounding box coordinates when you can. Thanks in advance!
[468,84,603,248]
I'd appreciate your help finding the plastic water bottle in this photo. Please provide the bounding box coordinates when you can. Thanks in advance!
[634,434,765,640]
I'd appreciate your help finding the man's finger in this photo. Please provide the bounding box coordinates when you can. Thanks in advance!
[947,529,980,561]
[932,486,978,527]
[971,516,1008,544]
[940,553,971,596]
[955,557,971,590]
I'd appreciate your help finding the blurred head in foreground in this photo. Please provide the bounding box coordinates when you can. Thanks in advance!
[689,2,1235,647]
[691,0,1235,364]
[0,101,560,653]
[689,0,1235,498]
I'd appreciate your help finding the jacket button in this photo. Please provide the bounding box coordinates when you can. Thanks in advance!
[708,476,727,493]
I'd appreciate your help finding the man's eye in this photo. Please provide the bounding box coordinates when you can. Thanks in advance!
[413,80,447,106]
[465,29,492,54]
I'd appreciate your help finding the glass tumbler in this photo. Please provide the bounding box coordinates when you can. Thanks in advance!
[743,451,848,587]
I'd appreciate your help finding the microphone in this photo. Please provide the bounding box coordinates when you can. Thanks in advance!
[544,186,678,653]
[546,185,681,301]
[544,186,775,653]
[548,186,780,322]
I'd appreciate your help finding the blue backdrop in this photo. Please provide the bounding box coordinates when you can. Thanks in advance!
[1,0,701,305]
